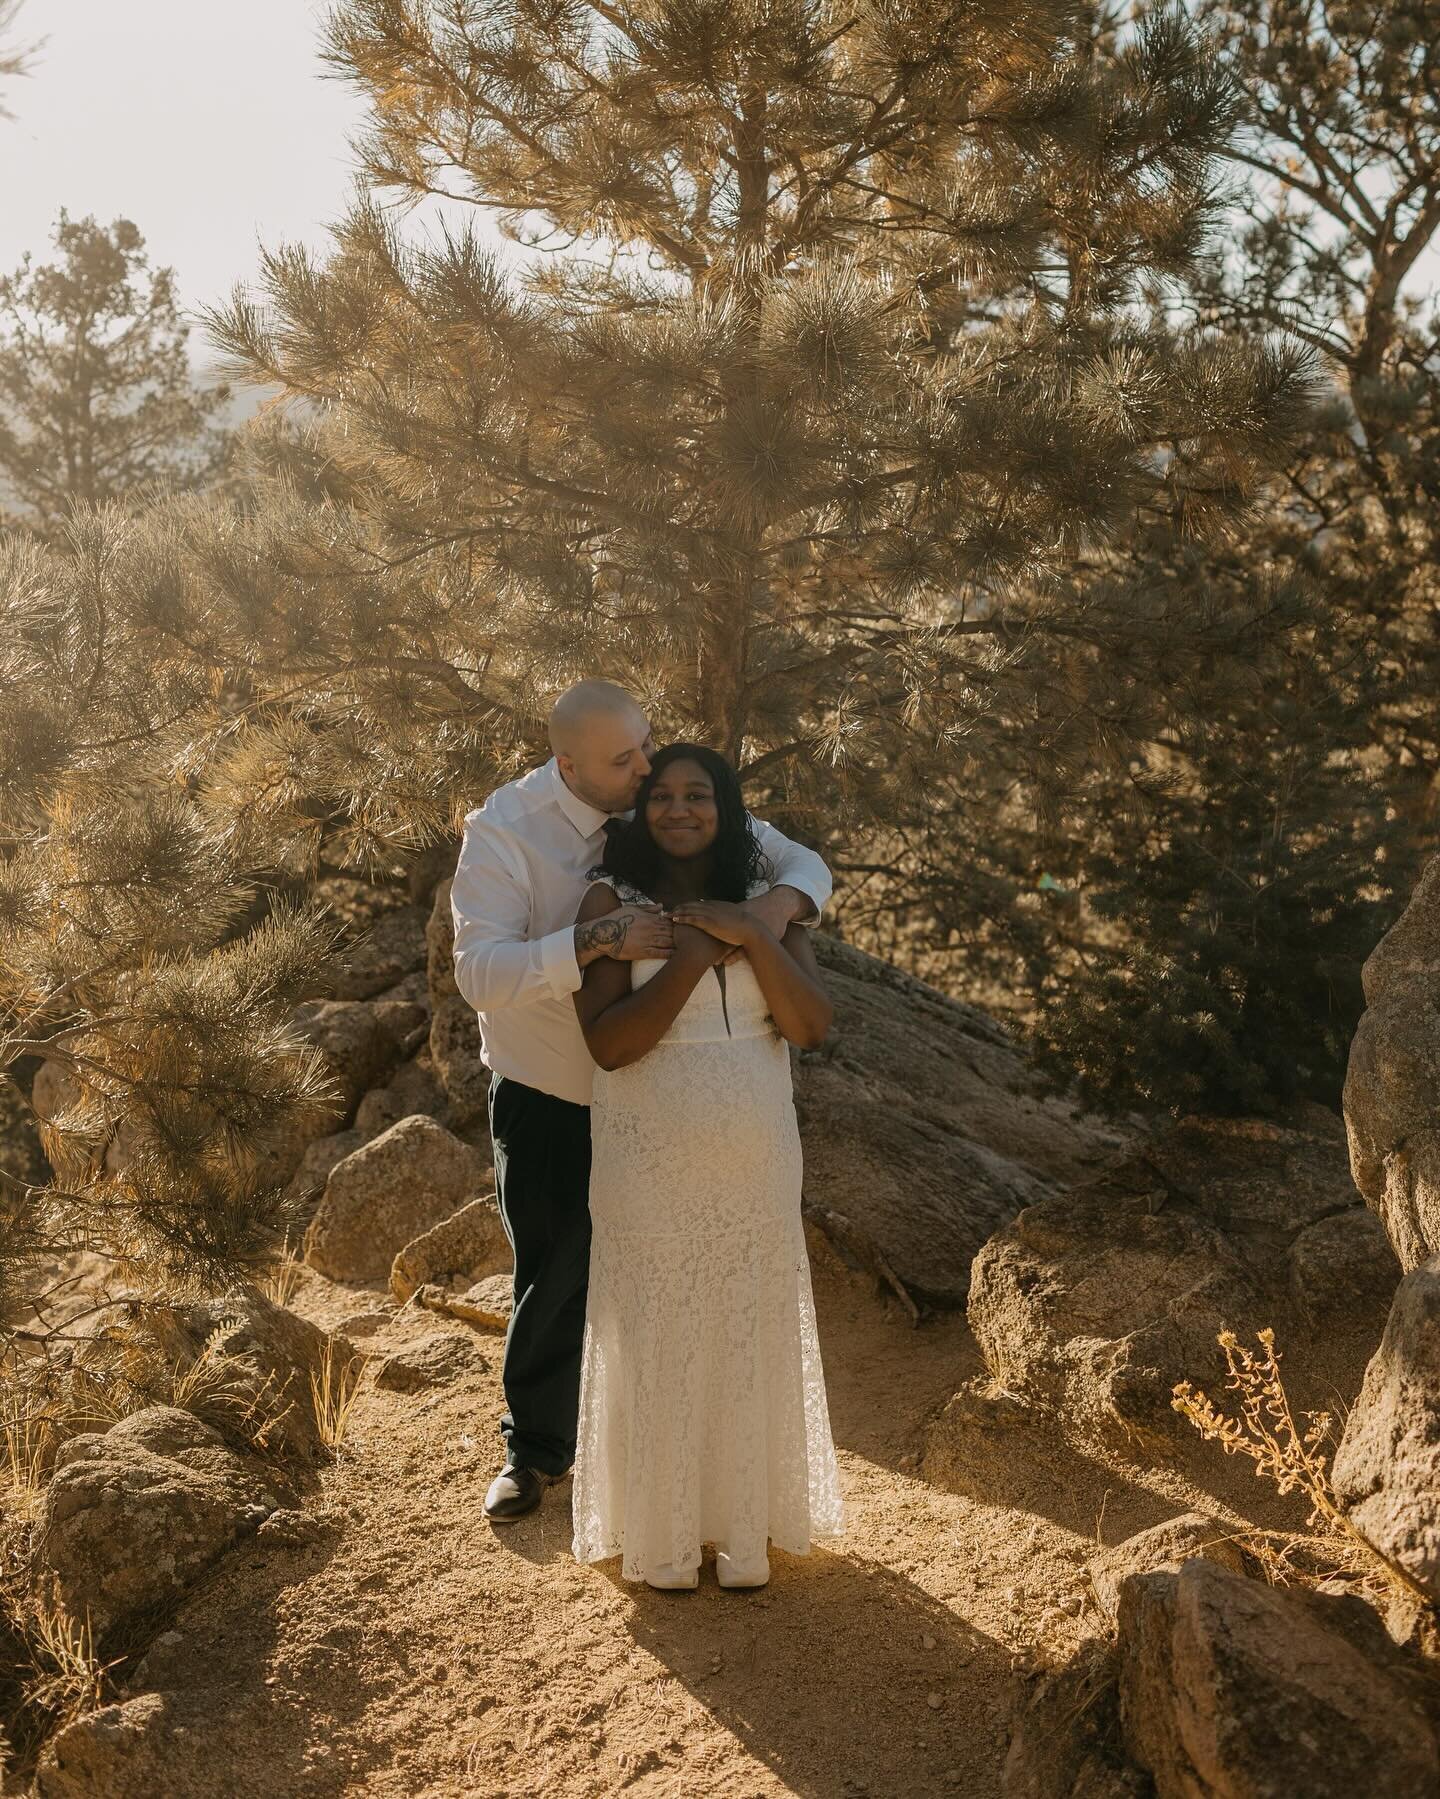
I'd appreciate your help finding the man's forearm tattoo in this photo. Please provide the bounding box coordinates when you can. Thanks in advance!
[577,914,630,958]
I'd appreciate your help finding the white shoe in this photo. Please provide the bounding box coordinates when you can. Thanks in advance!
[644,1560,699,1590]
[716,1547,770,1588]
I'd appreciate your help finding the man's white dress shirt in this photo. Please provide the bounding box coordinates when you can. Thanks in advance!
[450,756,833,1106]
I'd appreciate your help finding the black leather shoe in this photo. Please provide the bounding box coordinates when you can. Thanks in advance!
[483,1462,566,1521]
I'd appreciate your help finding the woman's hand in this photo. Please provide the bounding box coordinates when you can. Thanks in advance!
[671,919,729,966]
[668,899,760,949]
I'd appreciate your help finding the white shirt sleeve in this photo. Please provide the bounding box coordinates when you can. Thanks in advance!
[450,817,582,1011]
[748,816,833,926]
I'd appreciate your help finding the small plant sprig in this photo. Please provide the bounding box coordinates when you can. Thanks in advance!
[1173,1327,1433,1610]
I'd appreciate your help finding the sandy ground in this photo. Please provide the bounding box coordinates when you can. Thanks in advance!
[83,1236,1303,1799]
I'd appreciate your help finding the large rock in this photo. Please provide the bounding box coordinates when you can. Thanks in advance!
[1287,1205,1402,1326]
[1332,1256,1440,1605]
[372,967,431,1015]
[373,1330,488,1392]
[355,1054,445,1143]
[967,1112,1397,1461]
[1085,1511,1247,1623]
[328,904,428,1001]
[429,992,489,1129]
[36,1691,182,1799]
[793,935,1129,1306]
[282,1127,364,1219]
[1117,1558,1438,1796]
[417,1273,513,1331]
[32,1407,277,1640]
[1003,1639,1148,1799]
[390,1193,509,1303]
[304,1114,487,1283]
[4,1247,123,1343]
[138,1288,339,1463]
[1343,853,1440,1269]
[427,876,459,1006]
[289,997,426,1122]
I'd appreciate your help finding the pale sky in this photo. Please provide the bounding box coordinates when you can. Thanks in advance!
[1,1,1432,367]
[0,0,500,365]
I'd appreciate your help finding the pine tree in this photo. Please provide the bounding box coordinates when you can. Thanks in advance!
[1187,0,1440,828]
[858,1,1439,1113]
[0,213,233,537]
[0,0,1321,1348]
[196,0,1309,808]
[1026,542,1401,1114]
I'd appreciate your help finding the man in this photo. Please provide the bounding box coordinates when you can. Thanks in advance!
[451,679,833,1521]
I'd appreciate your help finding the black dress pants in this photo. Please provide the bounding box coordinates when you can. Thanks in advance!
[487,1070,593,1476]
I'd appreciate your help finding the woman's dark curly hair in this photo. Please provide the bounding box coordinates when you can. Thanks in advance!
[600,741,774,902]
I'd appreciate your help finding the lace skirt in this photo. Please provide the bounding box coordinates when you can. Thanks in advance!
[571,1030,845,1580]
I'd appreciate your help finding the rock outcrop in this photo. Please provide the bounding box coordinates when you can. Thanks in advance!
[138,1288,340,1463]
[289,997,427,1124]
[793,935,1129,1306]
[426,876,459,1005]
[416,1273,513,1331]
[428,995,489,1131]
[32,1407,278,1641]
[1343,853,1440,1270]
[390,1193,510,1305]
[328,904,428,1001]
[35,1691,182,1799]
[1335,854,1440,1613]
[354,1055,445,1144]
[373,1330,489,1392]
[281,1127,364,1220]
[966,1112,1398,1461]
[304,1115,487,1283]
[424,877,491,1129]
[1331,1256,1440,1606]
[1117,1559,1439,1796]
[1085,1511,1247,1623]
[1002,1639,1146,1799]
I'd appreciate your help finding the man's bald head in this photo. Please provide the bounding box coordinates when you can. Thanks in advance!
[548,679,644,758]
[548,680,655,814]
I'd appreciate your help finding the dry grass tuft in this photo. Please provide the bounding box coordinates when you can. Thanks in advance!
[1,1396,60,1512]
[309,1335,366,1451]
[259,1234,304,1310]
[2,1577,119,1758]
[2,1300,305,1521]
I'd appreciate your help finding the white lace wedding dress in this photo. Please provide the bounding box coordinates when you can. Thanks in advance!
[571,871,846,1582]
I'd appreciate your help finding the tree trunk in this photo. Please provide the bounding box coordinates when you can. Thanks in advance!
[697,87,769,764]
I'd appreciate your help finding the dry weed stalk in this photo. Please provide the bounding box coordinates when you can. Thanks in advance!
[1172,1327,1433,1611]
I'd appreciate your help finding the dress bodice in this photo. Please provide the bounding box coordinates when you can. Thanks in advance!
[585,867,778,1045]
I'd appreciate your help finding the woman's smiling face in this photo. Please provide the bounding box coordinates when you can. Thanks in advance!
[643,757,719,859]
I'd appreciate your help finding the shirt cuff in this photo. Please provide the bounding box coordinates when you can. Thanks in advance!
[538,922,583,998]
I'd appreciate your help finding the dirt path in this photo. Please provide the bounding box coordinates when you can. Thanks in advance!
[96,1237,1261,1798]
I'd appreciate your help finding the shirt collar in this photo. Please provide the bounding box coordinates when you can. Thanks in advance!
[548,756,613,840]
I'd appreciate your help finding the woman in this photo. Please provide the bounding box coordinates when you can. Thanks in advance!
[568,742,846,1591]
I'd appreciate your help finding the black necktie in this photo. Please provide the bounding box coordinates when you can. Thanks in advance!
[602,817,625,840]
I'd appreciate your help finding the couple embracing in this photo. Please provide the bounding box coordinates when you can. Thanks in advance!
[450,679,845,1591]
